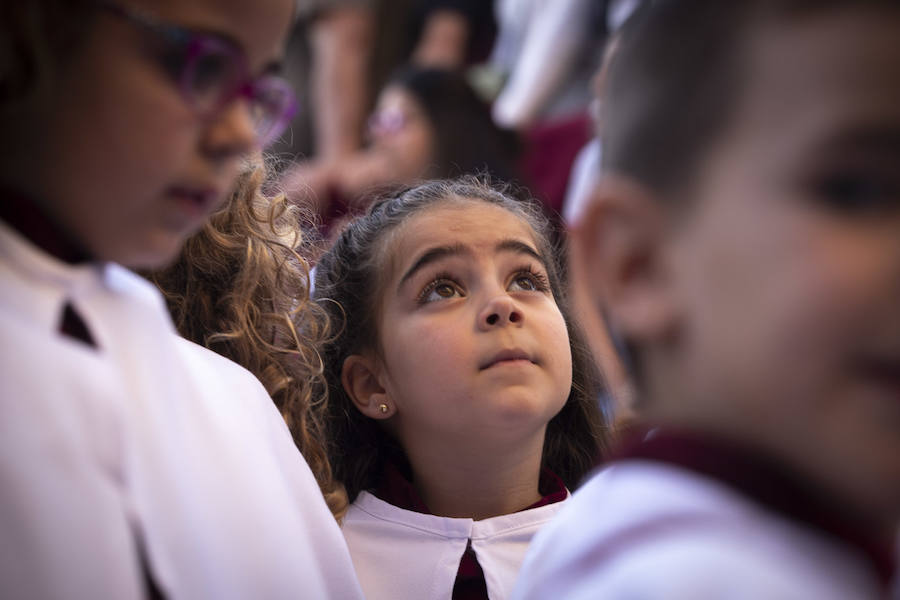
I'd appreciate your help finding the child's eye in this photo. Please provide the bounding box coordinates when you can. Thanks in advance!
[509,269,551,293]
[418,279,463,304]
[815,172,900,214]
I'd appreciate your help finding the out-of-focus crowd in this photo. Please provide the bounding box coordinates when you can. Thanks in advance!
[275,0,638,237]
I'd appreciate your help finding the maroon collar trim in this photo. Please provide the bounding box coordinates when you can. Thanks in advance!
[372,460,567,516]
[373,459,431,514]
[614,427,896,587]
[1,186,91,264]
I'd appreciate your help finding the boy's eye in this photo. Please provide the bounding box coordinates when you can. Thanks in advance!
[815,172,900,214]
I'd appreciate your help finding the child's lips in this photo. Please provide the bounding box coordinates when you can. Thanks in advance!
[166,186,220,218]
[480,348,536,370]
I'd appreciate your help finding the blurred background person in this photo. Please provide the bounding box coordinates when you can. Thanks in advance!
[487,0,607,215]
[271,0,375,164]
[273,0,495,165]
[283,66,523,237]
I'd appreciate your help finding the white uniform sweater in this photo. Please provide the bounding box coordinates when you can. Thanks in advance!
[0,220,364,599]
[513,431,895,599]
[343,473,568,600]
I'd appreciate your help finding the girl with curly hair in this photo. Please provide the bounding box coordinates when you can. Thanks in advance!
[150,157,348,515]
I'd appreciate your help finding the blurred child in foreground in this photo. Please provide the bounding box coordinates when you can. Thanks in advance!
[0,1,362,596]
[514,0,900,597]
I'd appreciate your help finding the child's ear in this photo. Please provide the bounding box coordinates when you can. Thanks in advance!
[341,354,394,419]
[571,175,678,345]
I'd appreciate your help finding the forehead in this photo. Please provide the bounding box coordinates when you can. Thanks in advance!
[384,200,540,279]
[131,0,294,70]
[722,8,900,165]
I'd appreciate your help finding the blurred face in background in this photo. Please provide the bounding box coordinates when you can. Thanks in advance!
[368,85,435,182]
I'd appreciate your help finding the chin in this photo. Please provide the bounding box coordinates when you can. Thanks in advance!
[488,393,560,429]
[109,234,187,270]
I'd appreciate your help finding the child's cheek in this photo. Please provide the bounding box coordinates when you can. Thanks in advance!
[545,311,574,403]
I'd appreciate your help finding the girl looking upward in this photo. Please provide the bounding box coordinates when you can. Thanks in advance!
[314,177,609,599]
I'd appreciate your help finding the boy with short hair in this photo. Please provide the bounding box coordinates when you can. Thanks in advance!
[513,0,900,597]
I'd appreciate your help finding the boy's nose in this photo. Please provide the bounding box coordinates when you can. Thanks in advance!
[478,295,523,330]
[201,98,257,160]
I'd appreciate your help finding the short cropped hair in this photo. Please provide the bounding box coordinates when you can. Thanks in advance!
[601,0,900,197]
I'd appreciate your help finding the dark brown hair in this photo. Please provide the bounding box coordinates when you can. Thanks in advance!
[150,159,347,517]
[314,176,609,502]
[389,66,522,184]
[0,1,95,115]
[602,0,900,197]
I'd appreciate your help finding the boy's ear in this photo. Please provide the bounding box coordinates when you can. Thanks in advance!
[341,354,394,419]
[571,175,679,345]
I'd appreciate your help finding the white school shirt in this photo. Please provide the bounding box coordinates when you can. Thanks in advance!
[0,221,364,600]
[512,460,890,599]
[342,490,568,600]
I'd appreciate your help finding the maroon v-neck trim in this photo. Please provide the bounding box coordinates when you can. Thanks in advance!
[370,460,568,600]
[372,460,567,515]
[1,186,91,264]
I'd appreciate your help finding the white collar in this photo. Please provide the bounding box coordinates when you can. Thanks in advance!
[350,489,569,540]
[0,220,109,332]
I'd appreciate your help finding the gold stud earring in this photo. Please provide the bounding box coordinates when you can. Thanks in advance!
[378,403,389,414]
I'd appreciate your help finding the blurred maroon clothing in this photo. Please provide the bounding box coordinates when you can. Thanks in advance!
[519,112,592,219]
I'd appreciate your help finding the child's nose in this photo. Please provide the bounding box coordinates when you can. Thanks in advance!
[201,98,257,160]
[478,294,524,330]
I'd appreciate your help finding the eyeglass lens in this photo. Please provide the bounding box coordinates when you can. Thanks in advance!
[179,40,296,146]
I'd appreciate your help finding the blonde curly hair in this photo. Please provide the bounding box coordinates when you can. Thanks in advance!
[150,158,347,518]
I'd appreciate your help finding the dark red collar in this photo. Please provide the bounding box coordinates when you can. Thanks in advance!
[1,186,91,264]
[615,427,897,587]
[372,460,567,516]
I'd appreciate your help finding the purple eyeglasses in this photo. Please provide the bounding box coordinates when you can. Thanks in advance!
[100,2,297,148]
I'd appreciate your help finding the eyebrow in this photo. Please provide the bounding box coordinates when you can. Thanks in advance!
[397,238,546,290]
